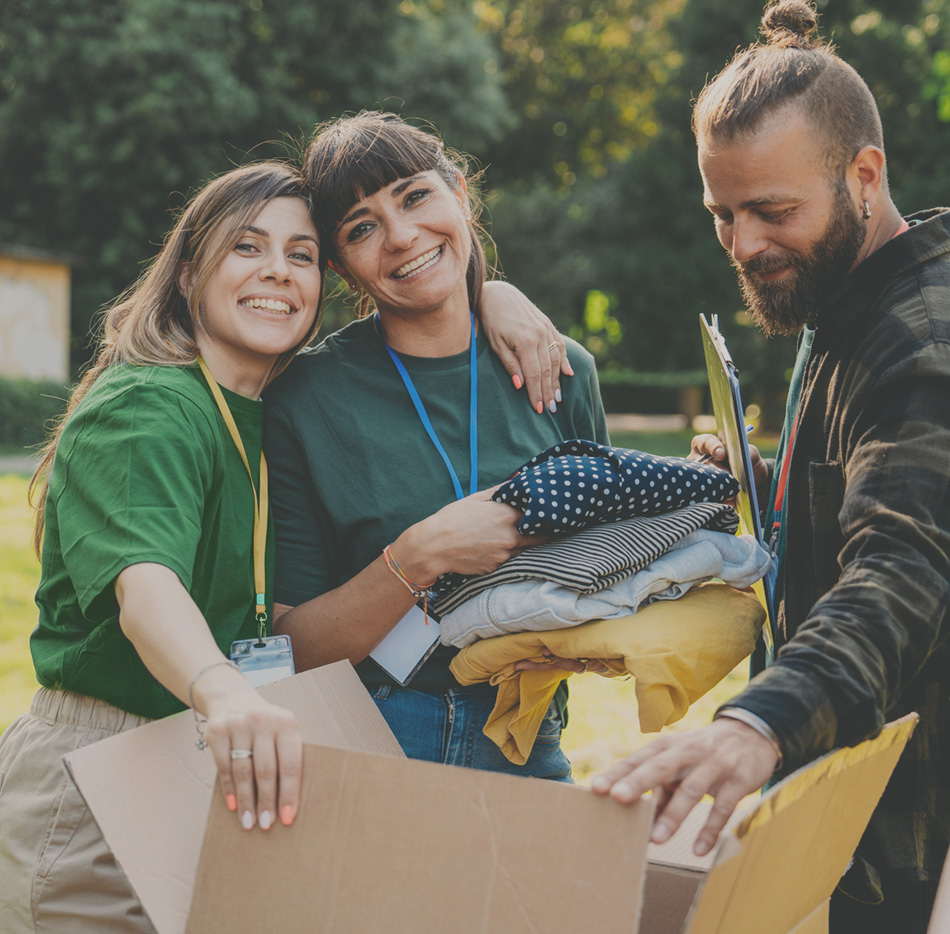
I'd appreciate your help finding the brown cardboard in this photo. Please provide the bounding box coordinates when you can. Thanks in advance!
[787,903,830,934]
[675,713,918,934]
[186,743,657,934]
[68,652,915,934]
[182,714,913,934]
[185,716,914,934]
[65,660,403,934]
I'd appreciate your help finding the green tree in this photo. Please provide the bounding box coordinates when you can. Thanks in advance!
[0,0,509,366]
[486,0,950,424]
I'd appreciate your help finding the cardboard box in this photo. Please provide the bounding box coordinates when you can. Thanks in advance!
[68,661,916,934]
[65,660,403,934]
[640,713,917,933]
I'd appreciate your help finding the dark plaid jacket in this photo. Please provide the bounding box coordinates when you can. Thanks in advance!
[731,209,950,895]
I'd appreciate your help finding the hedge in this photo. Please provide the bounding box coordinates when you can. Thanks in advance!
[596,369,708,415]
[0,377,70,449]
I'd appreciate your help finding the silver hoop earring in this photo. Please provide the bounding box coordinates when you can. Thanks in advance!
[862,200,872,220]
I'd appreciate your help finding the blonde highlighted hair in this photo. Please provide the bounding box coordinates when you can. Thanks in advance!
[30,161,325,551]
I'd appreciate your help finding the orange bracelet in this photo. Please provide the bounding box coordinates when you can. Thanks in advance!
[382,544,435,626]
[382,544,434,597]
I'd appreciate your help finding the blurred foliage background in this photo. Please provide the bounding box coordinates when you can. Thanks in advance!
[2,0,949,426]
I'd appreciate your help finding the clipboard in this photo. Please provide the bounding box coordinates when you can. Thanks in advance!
[700,313,777,658]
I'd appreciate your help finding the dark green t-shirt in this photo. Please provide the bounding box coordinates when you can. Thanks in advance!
[264,316,609,691]
[31,363,273,719]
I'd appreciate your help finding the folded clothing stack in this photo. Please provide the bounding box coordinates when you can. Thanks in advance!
[429,440,770,764]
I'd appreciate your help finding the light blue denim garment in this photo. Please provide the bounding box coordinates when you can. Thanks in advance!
[370,685,572,782]
[440,530,772,648]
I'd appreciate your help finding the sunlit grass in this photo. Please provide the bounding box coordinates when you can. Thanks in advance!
[0,475,41,730]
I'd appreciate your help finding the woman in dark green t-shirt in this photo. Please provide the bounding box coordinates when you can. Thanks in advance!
[266,112,609,779]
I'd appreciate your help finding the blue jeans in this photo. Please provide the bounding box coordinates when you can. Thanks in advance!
[370,685,573,782]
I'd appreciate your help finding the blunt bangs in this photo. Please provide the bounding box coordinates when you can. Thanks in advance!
[306,113,455,256]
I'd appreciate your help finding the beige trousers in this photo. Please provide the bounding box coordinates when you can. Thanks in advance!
[0,688,157,933]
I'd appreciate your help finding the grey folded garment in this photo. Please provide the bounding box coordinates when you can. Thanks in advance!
[439,528,771,648]
[431,500,739,617]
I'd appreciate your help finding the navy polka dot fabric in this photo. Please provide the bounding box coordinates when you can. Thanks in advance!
[492,439,740,535]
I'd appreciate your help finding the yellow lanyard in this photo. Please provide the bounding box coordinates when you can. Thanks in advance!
[196,357,269,639]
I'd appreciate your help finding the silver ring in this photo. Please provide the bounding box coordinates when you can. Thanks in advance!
[230,748,253,760]
[547,341,559,352]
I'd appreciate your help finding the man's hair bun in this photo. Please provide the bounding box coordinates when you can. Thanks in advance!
[760,0,820,48]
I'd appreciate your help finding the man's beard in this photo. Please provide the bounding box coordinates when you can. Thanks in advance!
[733,184,866,337]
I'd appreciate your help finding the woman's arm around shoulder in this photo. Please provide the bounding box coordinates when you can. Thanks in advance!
[480,281,574,417]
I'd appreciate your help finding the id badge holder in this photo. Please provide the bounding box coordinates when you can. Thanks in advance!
[369,604,441,687]
[230,634,295,688]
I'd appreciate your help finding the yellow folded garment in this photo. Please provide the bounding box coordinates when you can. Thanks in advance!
[449,582,765,765]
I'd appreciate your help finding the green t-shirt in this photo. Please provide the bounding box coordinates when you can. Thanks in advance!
[31,363,273,719]
[264,316,609,691]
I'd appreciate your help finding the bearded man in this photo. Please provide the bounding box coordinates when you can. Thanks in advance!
[593,2,950,930]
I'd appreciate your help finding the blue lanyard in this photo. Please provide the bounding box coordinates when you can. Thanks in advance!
[375,312,478,500]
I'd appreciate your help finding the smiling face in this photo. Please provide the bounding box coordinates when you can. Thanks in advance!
[333,170,473,327]
[699,106,866,335]
[188,196,322,396]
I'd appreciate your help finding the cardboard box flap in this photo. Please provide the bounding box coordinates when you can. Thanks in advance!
[186,744,657,934]
[65,660,403,934]
[684,714,918,934]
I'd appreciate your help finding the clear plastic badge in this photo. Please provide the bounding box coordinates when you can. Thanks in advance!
[230,634,295,688]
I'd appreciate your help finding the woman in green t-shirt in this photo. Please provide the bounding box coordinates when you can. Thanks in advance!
[0,161,324,932]
[265,112,609,779]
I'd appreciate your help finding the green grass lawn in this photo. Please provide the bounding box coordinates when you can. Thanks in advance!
[0,475,42,730]
[0,428,770,781]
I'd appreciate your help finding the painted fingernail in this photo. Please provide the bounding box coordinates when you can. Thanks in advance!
[548,400,557,413]
[536,401,543,414]
[590,776,608,792]
[565,361,575,376]
[241,810,255,830]
[613,781,635,801]
[259,810,272,831]
[226,793,237,812]
[555,389,562,403]
[511,374,523,390]
[652,822,672,843]
[281,805,295,826]
[694,838,711,856]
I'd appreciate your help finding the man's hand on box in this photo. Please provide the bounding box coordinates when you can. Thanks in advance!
[590,718,779,856]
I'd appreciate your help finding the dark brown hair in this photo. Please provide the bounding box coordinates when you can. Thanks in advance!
[303,111,489,317]
[30,162,325,552]
[692,1,884,178]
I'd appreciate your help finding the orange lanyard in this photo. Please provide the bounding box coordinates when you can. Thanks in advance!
[196,357,269,638]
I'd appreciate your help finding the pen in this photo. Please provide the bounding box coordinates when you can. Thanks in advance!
[698,424,754,464]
